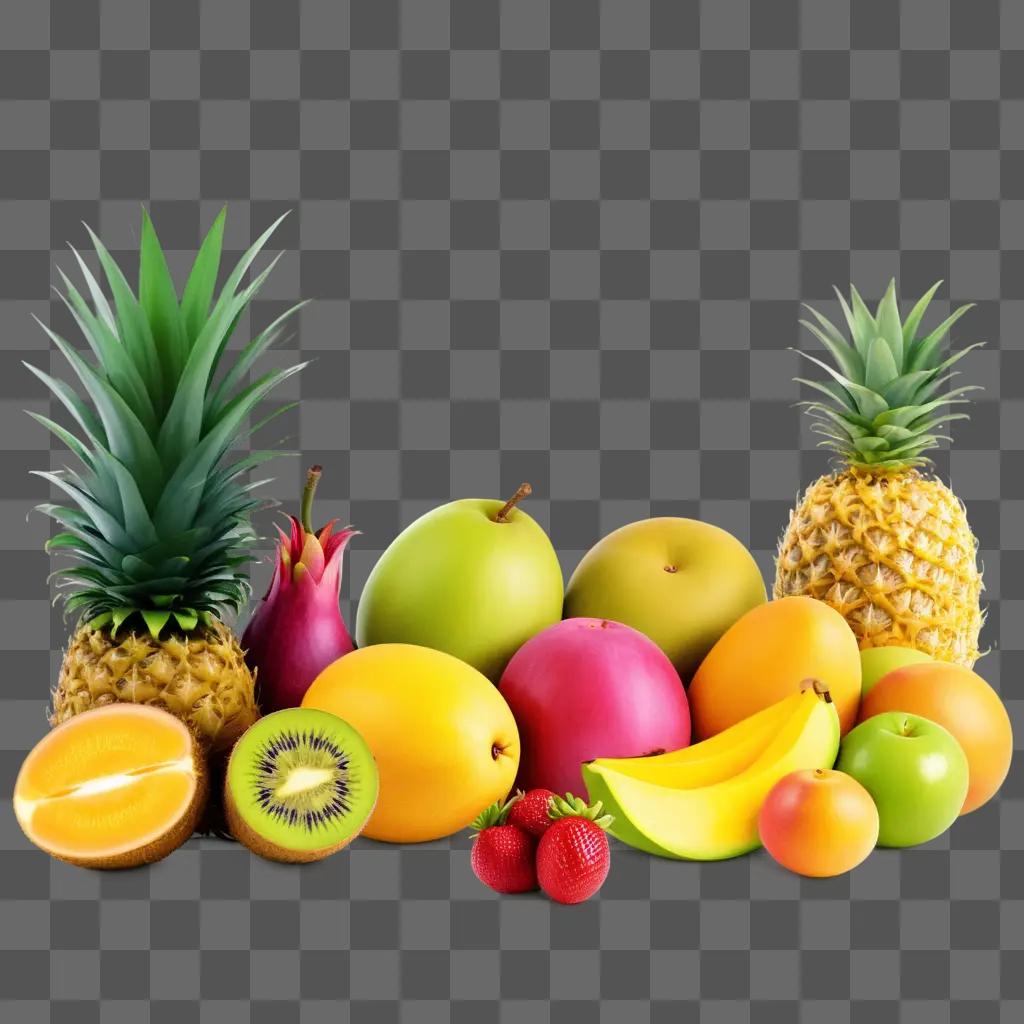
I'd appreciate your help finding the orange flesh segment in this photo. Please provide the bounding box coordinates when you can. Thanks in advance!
[24,768,196,859]
[17,704,192,801]
[14,705,198,860]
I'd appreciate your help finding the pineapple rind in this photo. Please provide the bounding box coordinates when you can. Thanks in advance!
[52,618,258,753]
[774,468,983,666]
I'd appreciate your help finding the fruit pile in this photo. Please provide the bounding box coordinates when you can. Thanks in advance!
[13,213,1014,900]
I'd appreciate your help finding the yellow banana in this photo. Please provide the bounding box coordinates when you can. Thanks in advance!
[591,690,804,788]
[582,686,840,860]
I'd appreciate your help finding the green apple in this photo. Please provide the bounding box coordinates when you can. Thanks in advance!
[563,517,766,679]
[836,712,969,847]
[860,646,932,697]
[354,484,563,681]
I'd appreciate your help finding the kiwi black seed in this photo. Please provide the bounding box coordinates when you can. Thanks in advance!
[224,708,378,863]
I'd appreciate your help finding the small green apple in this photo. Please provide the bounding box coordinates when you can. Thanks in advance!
[836,712,968,848]
[355,484,563,681]
[860,646,931,697]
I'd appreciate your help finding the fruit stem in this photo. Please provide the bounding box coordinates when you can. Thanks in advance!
[804,678,833,703]
[300,465,322,533]
[494,482,532,523]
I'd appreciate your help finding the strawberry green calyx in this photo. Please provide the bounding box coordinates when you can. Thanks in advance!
[549,793,615,830]
[471,794,522,833]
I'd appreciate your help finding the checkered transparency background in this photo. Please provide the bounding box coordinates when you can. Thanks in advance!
[0,0,1022,1019]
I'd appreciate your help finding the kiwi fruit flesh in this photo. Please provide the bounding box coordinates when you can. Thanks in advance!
[224,708,378,863]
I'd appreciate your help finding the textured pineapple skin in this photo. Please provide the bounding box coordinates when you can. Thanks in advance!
[52,618,258,754]
[774,469,983,666]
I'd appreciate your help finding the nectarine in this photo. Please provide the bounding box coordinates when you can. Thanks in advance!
[759,768,879,877]
[860,662,1012,815]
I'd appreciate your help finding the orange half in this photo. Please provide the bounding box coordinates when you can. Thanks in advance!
[14,704,207,868]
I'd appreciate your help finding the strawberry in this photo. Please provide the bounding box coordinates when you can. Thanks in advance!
[536,794,614,905]
[507,788,558,837]
[470,796,538,894]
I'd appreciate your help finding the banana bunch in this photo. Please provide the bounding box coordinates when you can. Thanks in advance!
[581,684,840,860]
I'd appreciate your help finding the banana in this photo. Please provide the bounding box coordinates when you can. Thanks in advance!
[590,690,805,788]
[581,685,840,860]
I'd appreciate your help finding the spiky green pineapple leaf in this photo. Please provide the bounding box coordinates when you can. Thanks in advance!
[206,300,307,423]
[853,436,890,454]
[139,209,189,384]
[864,336,900,393]
[69,246,118,337]
[180,207,226,344]
[156,215,287,468]
[85,225,164,405]
[32,318,163,505]
[32,209,303,635]
[173,608,199,632]
[795,350,890,420]
[799,317,863,383]
[900,280,942,348]
[874,280,904,368]
[847,284,877,360]
[796,281,980,470]
[57,270,158,431]
[906,304,975,373]
[23,362,107,450]
[32,471,133,551]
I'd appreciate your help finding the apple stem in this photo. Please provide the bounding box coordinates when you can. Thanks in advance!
[300,465,322,534]
[494,482,532,523]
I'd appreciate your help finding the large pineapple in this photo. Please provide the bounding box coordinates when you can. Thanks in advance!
[32,210,304,752]
[774,281,983,666]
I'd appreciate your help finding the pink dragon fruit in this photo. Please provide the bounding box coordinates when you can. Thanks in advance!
[243,466,357,712]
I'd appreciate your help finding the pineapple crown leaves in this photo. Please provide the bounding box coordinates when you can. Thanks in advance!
[28,208,307,639]
[795,280,981,470]
[548,794,615,830]
[470,794,522,833]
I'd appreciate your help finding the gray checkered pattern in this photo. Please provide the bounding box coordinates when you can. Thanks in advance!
[0,0,1021,1019]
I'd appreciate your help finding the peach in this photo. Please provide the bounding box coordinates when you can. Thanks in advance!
[860,662,1012,815]
[758,769,879,877]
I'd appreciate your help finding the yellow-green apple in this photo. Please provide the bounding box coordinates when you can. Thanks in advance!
[563,518,766,679]
[836,712,968,847]
[355,484,563,681]
[859,646,931,697]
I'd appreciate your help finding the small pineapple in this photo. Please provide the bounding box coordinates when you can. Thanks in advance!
[774,281,983,666]
[32,209,305,752]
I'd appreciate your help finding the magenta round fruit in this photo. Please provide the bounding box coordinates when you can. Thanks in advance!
[498,618,691,797]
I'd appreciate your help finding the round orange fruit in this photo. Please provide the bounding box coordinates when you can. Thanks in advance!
[689,596,862,737]
[759,768,879,877]
[860,662,1012,814]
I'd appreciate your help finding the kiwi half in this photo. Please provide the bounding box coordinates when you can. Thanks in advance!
[224,708,378,863]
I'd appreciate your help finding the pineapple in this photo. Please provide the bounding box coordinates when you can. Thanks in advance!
[774,281,984,667]
[31,209,305,752]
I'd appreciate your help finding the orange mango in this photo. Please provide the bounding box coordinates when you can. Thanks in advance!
[689,596,862,738]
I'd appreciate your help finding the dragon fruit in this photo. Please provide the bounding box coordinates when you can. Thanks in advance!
[243,466,357,712]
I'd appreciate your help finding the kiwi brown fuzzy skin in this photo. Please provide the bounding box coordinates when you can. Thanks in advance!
[51,744,209,871]
[223,777,375,864]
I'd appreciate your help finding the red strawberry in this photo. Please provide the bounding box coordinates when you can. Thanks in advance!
[507,788,558,837]
[536,794,614,905]
[470,797,538,894]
